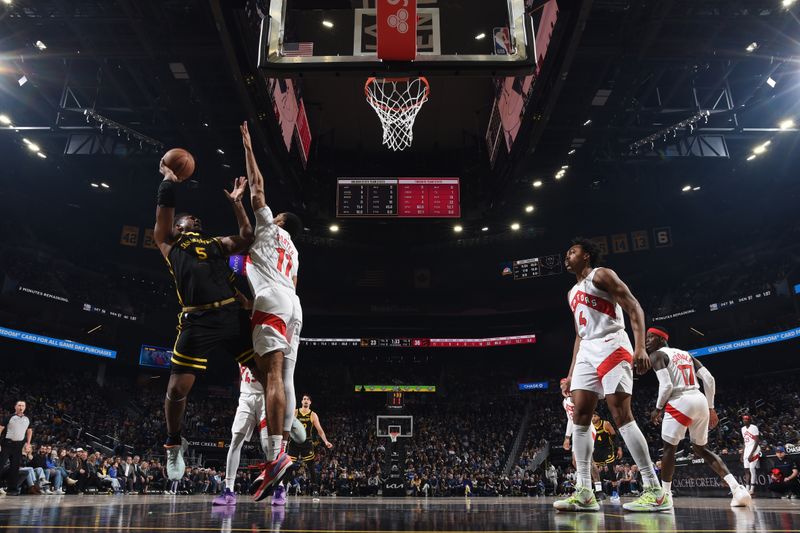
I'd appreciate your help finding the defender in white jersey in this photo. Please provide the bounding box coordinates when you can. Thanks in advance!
[646,326,751,507]
[240,121,304,502]
[213,363,308,507]
[741,415,761,494]
[555,238,667,513]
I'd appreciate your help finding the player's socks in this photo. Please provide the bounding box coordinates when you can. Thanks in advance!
[572,425,594,489]
[661,480,671,494]
[268,436,282,461]
[618,421,660,489]
[281,439,288,454]
[225,479,235,491]
[165,433,182,446]
[724,474,738,491]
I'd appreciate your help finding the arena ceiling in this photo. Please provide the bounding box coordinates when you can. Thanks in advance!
[1,0,798,248]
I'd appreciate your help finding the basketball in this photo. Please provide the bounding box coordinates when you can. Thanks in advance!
[162,148,195,181]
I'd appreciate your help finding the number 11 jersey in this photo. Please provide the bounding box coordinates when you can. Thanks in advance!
[247,206,299,295]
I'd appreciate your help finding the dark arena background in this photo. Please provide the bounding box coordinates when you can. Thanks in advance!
[1,0,800,531]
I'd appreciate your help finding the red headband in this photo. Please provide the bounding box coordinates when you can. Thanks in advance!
[647,327,669,341]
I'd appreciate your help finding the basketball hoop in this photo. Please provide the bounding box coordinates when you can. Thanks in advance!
[389,429,400,443]
[365,77,430,151]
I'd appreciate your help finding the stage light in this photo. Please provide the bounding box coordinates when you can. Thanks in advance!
[532,180,543,188]
[453,225,463,233]
[1,0,11,5]
[510,222,520,231]
[583,119,592,126]
[745,42,758,53]
[693,186,701,191]
[561,165,569,169]
[0,114,11,125]
[682,185,691,192]
[26,142,40,152]
[481,226,489,232]
[36,152,46,159]
[100,182,110,188]
[568,149,576,154]
[475,33,486,40]
[216,148,225,154]
[91,183,99,188]
[783,0,796,8]
[329,224,339,233]
[746,154,757,161]
[779,119,795,130]
[525,205,535,213]
[18,75,27,86]
[322,20,334,28]
[766,77,777,88]
[555,170,566,180]
[34,40,46,51]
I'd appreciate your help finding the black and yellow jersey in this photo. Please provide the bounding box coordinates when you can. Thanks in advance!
[593,419,616,464]
[166,231,236,307]
[296,408,315,444]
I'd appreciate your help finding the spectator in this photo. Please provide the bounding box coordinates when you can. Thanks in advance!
[768,446,800,499]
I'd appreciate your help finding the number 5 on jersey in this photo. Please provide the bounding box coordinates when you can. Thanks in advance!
[276,248,293,277]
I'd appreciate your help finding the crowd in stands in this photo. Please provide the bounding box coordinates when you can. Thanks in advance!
[3,362,800,497]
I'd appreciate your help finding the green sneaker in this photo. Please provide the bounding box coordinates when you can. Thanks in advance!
[623,487,673,512]
[553,487,600,512]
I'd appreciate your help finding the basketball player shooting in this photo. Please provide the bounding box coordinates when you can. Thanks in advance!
[555,238,668,512]
[239,121,305,502]
[645,326,751,508]
[153,159,255,482]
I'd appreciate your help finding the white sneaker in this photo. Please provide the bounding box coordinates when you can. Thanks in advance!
[53,488,65,495]
[731,486,752,507]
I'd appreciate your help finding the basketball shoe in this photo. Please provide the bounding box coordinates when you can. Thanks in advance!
[164,437,188,481]
[252,452,293,502]
[553,486,600,512]
[623,486,672,512]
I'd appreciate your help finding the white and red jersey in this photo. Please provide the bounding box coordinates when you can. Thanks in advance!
[562,397,597,439]
[568,268,625,341]
[657,347,701,398]
[238,363,263,395]
[247,206,299,295]
[742,424,761,457]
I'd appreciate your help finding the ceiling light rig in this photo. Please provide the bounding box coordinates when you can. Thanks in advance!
[628,110,711,153]
[81,109,164,150]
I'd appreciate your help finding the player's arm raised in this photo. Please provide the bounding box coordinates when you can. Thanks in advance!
[650,350,671,425]
[311,412,333,449]
[240,121,266,211]
[154,159,179,258]
[594,267,650,374]
[217,177,254,255]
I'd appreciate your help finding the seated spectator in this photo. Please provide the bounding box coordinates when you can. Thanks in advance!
[768,446,800,499]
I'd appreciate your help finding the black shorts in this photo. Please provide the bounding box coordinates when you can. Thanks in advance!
[171,305,253,374]
[594,452,615,468]
[287,441,315,463]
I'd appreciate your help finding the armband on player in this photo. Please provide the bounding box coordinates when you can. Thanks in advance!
[157,179,176,208]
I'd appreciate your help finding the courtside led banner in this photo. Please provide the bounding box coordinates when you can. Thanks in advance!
[355,385,436,393]
[0,326,116,359]
[690,327,800,357]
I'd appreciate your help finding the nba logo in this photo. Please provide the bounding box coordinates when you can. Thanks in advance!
[494,27,511,55]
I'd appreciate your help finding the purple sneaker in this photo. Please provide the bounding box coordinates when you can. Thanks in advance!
[212,488,237,506]
[271,484,287,506]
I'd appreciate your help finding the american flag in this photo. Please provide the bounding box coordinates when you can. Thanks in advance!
[283,42,314,57]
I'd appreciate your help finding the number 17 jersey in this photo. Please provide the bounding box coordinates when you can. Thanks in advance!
[247,206,299,295]
[656,347,700,398]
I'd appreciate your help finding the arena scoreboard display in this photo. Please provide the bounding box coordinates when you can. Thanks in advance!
[301,335,536,348]
[512,254,563,280]
[336,178,460,218]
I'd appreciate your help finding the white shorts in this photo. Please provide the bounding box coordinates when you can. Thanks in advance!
[251,287,302,361]
[662,391,709,446]
[231,392,266,439]
[571,330,634,400]
[743,449,761,468]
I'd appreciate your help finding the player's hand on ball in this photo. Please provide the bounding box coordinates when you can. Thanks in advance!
[159,158,180,182]
[225,176,248,203]
[633,347,651,375]
[709,408,719,430]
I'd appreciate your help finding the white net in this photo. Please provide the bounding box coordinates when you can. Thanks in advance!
[365,77,430,151]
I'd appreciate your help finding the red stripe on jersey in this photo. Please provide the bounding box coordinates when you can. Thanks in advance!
[570,290,617,319]
[259,419,268,430]
[251,310,288,339]
[596,346,633,380]
[665,403,692,427]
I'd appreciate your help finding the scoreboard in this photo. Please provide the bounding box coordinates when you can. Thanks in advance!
[512,254,563,280]
[337,178,460,218]
[301,334,536,348]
